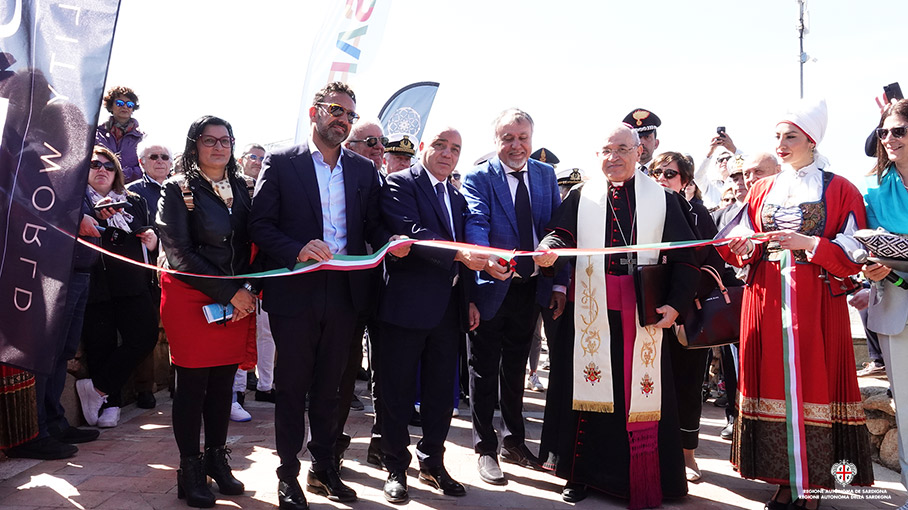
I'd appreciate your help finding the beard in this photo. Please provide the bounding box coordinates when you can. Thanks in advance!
[317,120,349,147]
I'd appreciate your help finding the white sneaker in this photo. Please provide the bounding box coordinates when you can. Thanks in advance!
[76,378,107,426]
[527,373,544,391]
[452,408,460,417]
[97,406,120,428]
[230,401,252,422]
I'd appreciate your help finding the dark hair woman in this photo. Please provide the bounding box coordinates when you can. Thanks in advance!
[95,85,145,183]
[76,145,160,429]
[156,116,256,508]
[720,100,873,509]
[863,99,908,510]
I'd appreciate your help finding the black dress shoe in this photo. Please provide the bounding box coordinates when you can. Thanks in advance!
[562,482,587,503]
[4,437,77,460]
[383,471,408,504]
[419,466,466,496]
[305,468,357,502]
[278,479,309,510]
[55,426,100,444]
[255,389,276,403]
[350,395,364,411]
[500,443,541,470]
[136,391,156,409]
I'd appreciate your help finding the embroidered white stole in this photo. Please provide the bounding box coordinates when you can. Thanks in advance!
[572,170,666,423]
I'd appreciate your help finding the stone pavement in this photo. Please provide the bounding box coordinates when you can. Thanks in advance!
[1,374,905,510]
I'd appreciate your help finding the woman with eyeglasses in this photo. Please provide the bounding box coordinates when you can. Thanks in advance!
[156,115,257,508]
[651,152,723,483]
[95,86,145,184]
[864,99,908,510]
[720,100,873,509]
[75,145,160,430]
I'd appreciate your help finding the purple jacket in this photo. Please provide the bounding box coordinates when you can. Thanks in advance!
[96,116,145,183]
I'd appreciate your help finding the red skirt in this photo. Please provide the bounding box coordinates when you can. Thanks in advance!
[161,273,250,368]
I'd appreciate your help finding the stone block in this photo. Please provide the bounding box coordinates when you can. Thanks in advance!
[863,393,897,416]
[880,427,902,472]
[866,417,892,436]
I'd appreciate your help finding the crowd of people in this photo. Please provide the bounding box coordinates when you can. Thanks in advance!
[0,81,906,510]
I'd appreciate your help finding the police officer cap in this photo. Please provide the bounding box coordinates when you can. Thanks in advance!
[622,108,661,133]
[384,134,416,156]
[530,147,560,165]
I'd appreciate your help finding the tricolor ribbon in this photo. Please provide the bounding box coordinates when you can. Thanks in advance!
[75,234,771,280]
[779,250,808,500]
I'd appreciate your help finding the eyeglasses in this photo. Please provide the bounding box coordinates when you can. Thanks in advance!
[243,154,265,161]
[196,135,234,148]
[599,146,638,157]
[147,153,170,161]
[90,160,117,171]
[450,173,461,181]
[876,126,908,139]
[651,167,679,179]
[316,102,360,123]
[350,136,388,148]
[114,99,136,109]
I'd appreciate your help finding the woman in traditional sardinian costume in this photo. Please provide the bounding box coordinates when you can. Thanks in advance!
[719,99,873,510]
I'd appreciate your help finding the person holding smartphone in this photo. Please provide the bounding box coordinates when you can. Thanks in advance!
[156,116,258,508]
[864,99,908,510]
[76,145,159,431]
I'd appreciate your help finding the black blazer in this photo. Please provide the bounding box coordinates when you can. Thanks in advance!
[249,143,390,316]
[378,163,471,331]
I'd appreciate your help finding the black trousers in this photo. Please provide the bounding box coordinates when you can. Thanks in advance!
[334,319,366,454]
[469,278,537,454]
[81,291,159,407]
[368,320,384,438]
[270,272,357,479]
[172,363,237,456]
[668,337,709,450]
[379,292,460,472]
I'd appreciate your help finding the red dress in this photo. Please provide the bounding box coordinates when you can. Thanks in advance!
[718,170,874,489]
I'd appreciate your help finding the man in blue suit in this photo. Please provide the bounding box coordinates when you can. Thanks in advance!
[377,126,488,503]
[249,82,409,510]
[461,108,567,485]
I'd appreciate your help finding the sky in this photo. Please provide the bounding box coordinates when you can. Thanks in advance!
[103,0,908,191]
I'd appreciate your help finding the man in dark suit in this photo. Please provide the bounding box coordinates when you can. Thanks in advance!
[460,108,567,485]
[249,82,409,510]
[377,126,488,503]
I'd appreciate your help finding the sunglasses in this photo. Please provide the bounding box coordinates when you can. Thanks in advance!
[197,135,234,148]
[316,102,360,123]
[244,154,265,161]
[450,173,461,181]
[114,99,136,109]
[350,136,388,148]
[90,160,117,171]
[147,153,170,161]
[651,168,679,179]
[876,126,908,140]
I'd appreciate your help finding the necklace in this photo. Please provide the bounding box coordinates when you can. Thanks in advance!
[606,187,638,274]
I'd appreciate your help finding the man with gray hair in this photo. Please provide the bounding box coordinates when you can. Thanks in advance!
[533,123,699,505]
[344,120,386,173]
[461,108,566,485]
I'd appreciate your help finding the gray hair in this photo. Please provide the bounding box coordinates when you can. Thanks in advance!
[136,139,172,160]
[492,108,534,136]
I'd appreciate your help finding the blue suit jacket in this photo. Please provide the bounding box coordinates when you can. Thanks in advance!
[379,163,470,330]
[249,143,390,316]
[461,157,566,319]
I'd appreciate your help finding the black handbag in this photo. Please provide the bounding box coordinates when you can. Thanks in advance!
[675,265,743,349]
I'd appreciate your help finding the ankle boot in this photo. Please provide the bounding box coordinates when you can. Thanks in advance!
[204,446,245,495]
[177,453,216,508]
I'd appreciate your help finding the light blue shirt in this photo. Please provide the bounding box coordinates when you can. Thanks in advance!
[309,135,347,255]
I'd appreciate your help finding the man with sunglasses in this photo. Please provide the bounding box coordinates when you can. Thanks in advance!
[239,143,267,180]
[124,140,172,411]
[345,120,387,173]
[250,81,409,510]
[622,108,661,175]
[96,86,145,183]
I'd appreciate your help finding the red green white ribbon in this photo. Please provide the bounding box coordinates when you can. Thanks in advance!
[780,249,808,500]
